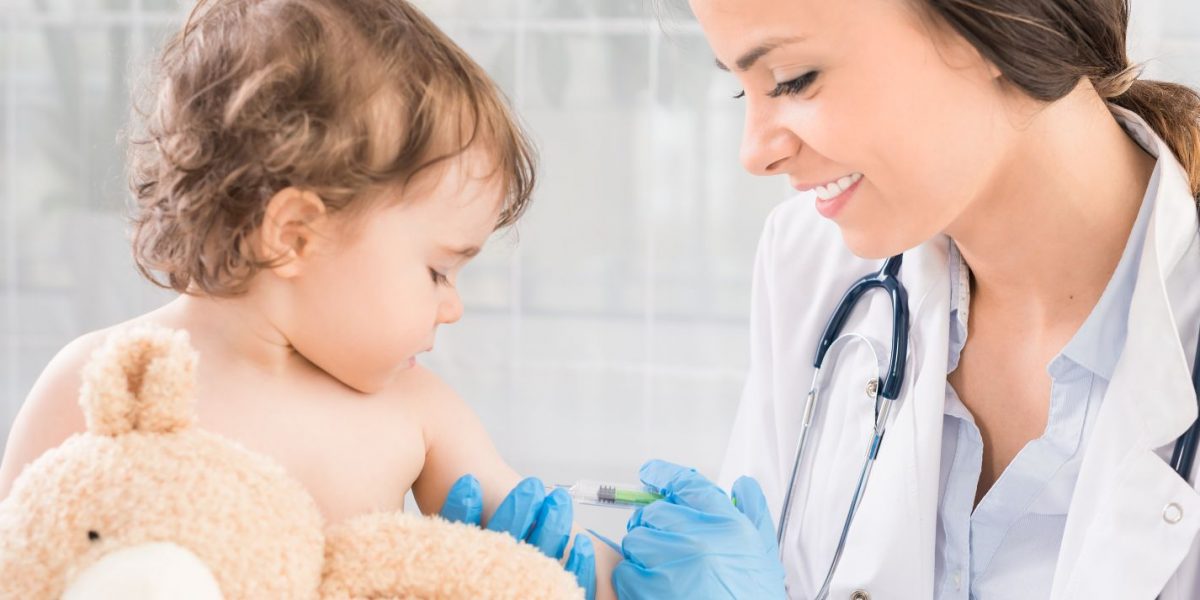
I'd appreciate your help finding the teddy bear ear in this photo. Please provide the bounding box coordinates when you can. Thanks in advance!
[79,325,199,437]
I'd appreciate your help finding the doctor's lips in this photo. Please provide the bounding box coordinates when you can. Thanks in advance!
[792,171,863,197]
[794,172,864,219]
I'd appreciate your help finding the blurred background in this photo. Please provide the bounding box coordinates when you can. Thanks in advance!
[1,0,1198,536]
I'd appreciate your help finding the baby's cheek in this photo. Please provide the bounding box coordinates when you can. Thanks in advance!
[393,314,434,353]
[360,309,426,360]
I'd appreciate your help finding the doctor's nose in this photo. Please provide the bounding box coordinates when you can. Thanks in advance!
[740,106,801,176]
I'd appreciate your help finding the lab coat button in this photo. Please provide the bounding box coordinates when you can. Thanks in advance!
[866,378,879,398]
[1164,502,1184,524]
[850,591,870,600]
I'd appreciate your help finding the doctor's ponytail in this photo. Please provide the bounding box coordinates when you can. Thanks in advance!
[1106,76,1200,199]
[916,0,1200,200]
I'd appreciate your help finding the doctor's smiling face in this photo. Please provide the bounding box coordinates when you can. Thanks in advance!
[691,0,1020,258]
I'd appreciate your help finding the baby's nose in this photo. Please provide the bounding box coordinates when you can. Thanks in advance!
[439,290,464,325]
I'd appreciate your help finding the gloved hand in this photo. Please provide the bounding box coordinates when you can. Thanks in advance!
[613,460,786,599]
[440,474,596,599]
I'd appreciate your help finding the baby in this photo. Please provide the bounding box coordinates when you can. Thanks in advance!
[0,0,616,596]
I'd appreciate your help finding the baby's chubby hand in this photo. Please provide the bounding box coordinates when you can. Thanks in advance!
[440,474,596,599]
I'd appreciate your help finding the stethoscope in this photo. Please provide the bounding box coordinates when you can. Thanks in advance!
[776,254,1200,600]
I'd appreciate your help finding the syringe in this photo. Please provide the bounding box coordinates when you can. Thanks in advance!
[547,481,664,509]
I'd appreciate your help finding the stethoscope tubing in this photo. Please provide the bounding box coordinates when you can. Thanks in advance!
[777,255,910,598]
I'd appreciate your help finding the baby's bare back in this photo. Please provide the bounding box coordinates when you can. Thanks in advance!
[0,305,428,525]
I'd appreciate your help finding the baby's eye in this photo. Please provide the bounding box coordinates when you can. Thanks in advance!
[429,268,448,285]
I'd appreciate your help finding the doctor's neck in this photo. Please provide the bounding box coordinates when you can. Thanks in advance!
[943,82,1157,332]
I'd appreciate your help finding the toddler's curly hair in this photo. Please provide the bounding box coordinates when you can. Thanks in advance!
[128,0,536,296]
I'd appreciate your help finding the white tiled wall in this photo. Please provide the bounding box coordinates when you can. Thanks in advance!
[1,0,1198,536]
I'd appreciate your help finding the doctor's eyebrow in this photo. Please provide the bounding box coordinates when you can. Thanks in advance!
[715,35,807,72]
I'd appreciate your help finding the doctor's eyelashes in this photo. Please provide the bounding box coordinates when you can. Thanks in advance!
[730,71,820,100]
[768,71,819,98]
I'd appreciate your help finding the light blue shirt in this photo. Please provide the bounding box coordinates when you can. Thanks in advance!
[934,137,1162,597]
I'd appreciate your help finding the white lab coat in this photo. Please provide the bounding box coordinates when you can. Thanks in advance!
[720,105,1200,599]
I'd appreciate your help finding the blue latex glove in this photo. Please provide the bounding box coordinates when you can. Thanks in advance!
[440,474,596,599]
[613,460,786,599]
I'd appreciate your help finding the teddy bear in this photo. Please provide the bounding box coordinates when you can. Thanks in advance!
[0,325,583,599]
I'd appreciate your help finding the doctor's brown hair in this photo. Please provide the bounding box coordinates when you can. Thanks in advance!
[913,0,1200,199]
[127,0,536,297]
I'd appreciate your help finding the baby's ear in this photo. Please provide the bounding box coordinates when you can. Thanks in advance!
[79,326,198,436]
[257,187,329,278]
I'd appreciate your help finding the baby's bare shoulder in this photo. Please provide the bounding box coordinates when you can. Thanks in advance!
[388,364,454,393]
[0,327,117,499]
[11,326,119,425]
[0,312,186,499]
[385,365,518,516]
[382,365,473,420]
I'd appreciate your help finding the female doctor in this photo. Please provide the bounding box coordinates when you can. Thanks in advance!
[440,0,1200,597]
[606,0,1200,598]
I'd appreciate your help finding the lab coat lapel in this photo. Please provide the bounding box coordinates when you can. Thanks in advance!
[899,235,959,563]
[1051,108,1200,598]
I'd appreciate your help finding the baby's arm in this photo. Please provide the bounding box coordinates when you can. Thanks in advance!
[0,331,106,501]
[405,367,619,600]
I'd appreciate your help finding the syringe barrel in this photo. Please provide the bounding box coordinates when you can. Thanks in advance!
[567,481,663,508]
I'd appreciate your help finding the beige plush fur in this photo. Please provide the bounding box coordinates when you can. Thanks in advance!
[0,326,583,599]
[321,512,585,599]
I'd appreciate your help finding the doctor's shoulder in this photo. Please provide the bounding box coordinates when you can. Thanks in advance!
[0,327,112,501]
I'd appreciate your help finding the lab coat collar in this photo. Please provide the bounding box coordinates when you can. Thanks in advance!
[1049,104,1200,598]
[1111,103,1198,448]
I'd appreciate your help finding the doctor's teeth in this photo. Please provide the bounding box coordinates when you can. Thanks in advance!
[814,172,863,201]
